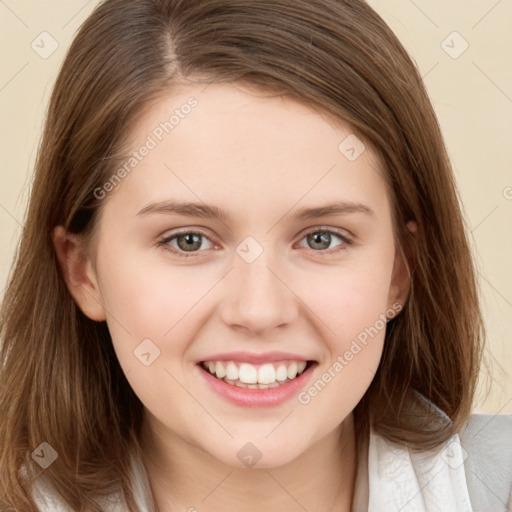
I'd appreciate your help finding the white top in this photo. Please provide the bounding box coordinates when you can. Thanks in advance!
[30,412,512,511]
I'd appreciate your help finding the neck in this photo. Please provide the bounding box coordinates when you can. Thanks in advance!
[140,413,357,512]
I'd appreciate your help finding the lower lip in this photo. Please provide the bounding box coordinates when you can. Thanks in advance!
[196,362,317,408]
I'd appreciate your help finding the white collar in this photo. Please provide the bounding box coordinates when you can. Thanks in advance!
[352,398,473,511]
[366,428,473,511]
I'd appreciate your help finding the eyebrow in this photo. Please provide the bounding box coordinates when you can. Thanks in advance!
[136,199,376,221]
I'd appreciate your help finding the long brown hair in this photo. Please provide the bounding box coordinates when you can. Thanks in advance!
[0,0,485,510]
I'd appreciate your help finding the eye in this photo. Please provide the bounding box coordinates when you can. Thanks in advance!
[297,227,353,254]
[157,226,353,259]
[157,229,216,258]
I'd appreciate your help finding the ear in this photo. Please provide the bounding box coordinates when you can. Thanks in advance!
[386,220,417,314]
[52,225,106,321]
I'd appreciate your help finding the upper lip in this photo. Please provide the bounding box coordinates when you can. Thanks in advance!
[198,351,315,365]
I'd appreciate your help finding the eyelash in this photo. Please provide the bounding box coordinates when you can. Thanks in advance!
[157,227,354,259]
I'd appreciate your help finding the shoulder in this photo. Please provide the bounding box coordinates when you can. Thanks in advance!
[459,413,512,512]
[364,409,512,512]
[460,412,512,450]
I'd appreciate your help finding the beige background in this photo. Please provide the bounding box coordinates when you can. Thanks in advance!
[0,1,511,413]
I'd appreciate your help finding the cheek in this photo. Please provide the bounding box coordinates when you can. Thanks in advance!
[295,252,392,406]
[95,251,206,361]
[96,258,208,416]
[302,255,393,343]
[297,275,388,420]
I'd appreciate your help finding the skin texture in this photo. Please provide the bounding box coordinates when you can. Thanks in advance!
[53,82,413,511]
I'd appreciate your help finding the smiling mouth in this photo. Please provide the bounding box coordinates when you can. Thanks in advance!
[198,360,316,389]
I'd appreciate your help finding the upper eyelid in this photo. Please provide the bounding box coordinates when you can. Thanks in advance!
[160,227,215,244]
[301,226,353,239]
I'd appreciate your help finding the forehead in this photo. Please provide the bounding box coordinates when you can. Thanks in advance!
[99,81,390,227]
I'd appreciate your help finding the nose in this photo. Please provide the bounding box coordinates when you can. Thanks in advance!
[219,251,299,336]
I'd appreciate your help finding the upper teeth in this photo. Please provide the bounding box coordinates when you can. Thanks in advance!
[202,360,308,385]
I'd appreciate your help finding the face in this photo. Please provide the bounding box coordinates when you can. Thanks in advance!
[57,82,410,469]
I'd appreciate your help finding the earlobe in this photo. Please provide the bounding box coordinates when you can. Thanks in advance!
[386,220,417,315]
[52,226,106,322]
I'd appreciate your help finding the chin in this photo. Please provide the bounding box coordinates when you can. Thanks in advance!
[204,436,308,470]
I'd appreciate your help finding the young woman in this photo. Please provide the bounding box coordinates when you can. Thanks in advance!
[1,1,511,511]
